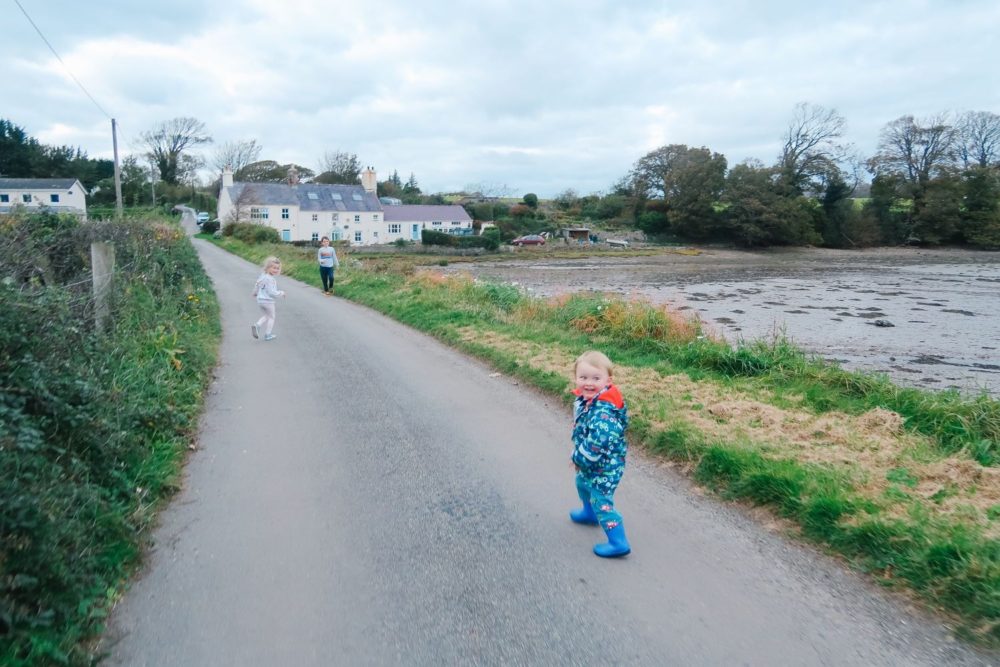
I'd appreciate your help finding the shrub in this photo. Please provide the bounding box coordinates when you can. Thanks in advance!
[422,229,456,247]
[201,219,220,235]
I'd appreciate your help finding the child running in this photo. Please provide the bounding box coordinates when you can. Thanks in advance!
[568,350,631,557]
[251,256,286,341]
[317,236,340,295]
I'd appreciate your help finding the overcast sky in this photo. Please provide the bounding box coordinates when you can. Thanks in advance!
[5,0,999,197]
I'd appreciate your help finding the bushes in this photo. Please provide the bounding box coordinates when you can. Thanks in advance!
[0,213,219,665]
[222,221,281,244]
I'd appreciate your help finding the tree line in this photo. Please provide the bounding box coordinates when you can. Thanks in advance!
[619,105,1000,249]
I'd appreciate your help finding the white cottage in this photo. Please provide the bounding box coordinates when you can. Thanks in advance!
[0,178,88,219]
[381,204,474,242]
[217,167,473,245]
[217,167,383,243]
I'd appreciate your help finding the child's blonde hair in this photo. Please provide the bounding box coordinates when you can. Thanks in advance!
[263,256,281,271]
[574,350,614,376]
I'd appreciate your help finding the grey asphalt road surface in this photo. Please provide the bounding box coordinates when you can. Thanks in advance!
[100,225,997,666]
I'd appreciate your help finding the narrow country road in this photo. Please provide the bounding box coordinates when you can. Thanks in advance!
[100,215,995,666]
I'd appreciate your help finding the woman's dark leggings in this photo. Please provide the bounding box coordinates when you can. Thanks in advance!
[319,266,334,291]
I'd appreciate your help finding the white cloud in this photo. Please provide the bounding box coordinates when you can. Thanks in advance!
[3,0,999,196]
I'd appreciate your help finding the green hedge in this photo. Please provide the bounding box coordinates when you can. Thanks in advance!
[0,212,220,666]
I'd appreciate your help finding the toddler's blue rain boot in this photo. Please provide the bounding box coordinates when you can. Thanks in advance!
[569,502,598,525]
[594,522,631,558]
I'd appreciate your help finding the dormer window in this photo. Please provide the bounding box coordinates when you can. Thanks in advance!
[307,192,319,200]
[332,193,342,201]
[352,193,363,201]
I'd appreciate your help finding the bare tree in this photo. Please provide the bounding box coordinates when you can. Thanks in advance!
[226,184,259,224]
[868,114,959,186]
[777,103,851,195]
[211,139,263,177]
[956,110,1000,169]
[315,150,361,184]
[137,117,212,185]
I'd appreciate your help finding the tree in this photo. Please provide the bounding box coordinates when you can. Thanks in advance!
[522,193,538,208]
[630,144,727,238]
[138,117,212,185]
[211,139,263,178]
[956,110,1000,169]
[239,160,315,183]
[777,103,850,196]
[314,150,361,184]
[868,114,960,241]
[722,160,821,247]
[962,167,1000,248]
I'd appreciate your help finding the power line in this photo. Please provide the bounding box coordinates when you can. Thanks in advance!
[13,0,111,120]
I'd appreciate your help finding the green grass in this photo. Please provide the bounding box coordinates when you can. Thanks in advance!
[211,236,1000,645]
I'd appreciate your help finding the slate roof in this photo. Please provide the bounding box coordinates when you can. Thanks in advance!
[0,178,81,190]
[225,182,381,212]
[382,205,472,222]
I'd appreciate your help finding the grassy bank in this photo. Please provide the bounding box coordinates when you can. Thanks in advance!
[1,213,220,666]
[216,237,1000,644]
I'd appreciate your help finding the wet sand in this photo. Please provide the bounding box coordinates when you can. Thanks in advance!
[440,247,1000,396]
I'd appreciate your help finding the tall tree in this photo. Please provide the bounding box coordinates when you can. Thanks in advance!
[138,117,212,185]
[631,144,727,238]
[722,160,821,247]
[211,139,263,178]
[314,150,361,184]
[868,114,960,242]
[777,102,850,195]
[956,110,1000,169]
[0,119,42,176]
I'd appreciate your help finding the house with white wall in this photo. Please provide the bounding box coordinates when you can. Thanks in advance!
[382,204,473,242]
[217,167,383,243]
[218,167,473,245]
[0,178,88,219]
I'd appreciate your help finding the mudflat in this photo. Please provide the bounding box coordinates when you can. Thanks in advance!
[442,246,1000,396]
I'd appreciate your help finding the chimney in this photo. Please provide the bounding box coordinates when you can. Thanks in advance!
[361,166,377,193]
[222,165,234,188]
[287,166,300,186]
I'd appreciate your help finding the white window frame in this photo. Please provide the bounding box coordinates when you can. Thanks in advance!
[251,207,269,220]
[354,231,362,243]
[373,214,380,221]
[354,214,360,222]
[50,194,60,203]
[0,194,8,202]
[312,214,318,221]
[311,232,319,241]
[389,223,401,234]
[22,194,32,203]
[281,208,290,219]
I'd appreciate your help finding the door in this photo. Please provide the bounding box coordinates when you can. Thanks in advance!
[411,224,420,241]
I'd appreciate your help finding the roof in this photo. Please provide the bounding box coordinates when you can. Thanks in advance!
[0,178,82,190]
[382,205,472,223]
[225,182,381,212]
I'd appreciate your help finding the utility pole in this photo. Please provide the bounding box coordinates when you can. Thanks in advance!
[150,160,156,207]
[111,118,123,219]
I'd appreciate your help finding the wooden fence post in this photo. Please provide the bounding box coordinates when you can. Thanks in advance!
[91,242,114,333]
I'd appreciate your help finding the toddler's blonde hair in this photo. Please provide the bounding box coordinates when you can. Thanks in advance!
[574,350,614,376]
[263,256,281,271]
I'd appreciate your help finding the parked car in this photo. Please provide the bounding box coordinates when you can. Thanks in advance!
[196,211,210,225]
[511,234,545,246]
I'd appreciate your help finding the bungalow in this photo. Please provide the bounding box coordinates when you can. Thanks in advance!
[0,178,88,219]
[382,204,474,243]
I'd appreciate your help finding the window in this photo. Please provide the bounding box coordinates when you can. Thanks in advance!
[311,232,319,241]
[373,214,379,221]
[312,214,318,221]
[250,207,269,220]
[431,221,442,226]
[50,194,60,203]
[281,208,289,219]
[354,231,362,243]
[373,231,379,239]
[307,192,319,200]
[333,213,338,221]
[332,193,342,201]
[352,193,363,201]
[331,229,342,241]
[451,220,461,225]
[0,194,8,202]
[354,215,360,222]
[22,194,31,203]
[389,223,401,234]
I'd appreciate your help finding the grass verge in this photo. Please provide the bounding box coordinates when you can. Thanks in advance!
[214,237,1000,645]
[1,213,220,666]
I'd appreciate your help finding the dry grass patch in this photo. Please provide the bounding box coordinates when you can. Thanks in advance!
[453,326,1000,532]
